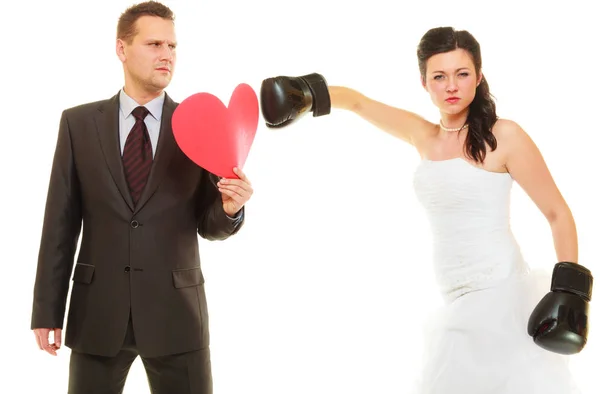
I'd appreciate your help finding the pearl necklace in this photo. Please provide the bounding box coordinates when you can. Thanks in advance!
[439,121,468,132]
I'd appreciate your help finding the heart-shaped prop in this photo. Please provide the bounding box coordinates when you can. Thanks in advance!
[172,83,259,179]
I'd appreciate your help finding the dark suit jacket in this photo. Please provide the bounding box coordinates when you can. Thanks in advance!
[30,91,244,358]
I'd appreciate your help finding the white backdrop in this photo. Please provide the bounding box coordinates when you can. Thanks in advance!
[0,0,597,393]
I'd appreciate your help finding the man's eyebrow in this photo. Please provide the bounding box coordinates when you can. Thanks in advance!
[146,39,177,45]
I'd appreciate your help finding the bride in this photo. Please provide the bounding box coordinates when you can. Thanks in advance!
[258,26,592,393]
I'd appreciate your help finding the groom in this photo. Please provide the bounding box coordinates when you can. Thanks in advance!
[30,2,252,393]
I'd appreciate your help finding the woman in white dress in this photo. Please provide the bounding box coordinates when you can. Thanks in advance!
[258,26,592,393]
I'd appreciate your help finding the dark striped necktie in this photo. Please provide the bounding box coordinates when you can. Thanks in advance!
[123,106,152,206]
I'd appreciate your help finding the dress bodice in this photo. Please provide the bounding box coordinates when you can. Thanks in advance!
[413,158,529,302]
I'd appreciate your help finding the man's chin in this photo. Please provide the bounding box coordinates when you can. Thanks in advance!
[148,83,170,93]
[152,75,172,90]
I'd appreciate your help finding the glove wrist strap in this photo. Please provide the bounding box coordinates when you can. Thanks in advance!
[300,73,331,117]
[551,261,594,302]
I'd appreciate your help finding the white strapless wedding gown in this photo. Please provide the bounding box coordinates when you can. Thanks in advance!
[410,158,581,393]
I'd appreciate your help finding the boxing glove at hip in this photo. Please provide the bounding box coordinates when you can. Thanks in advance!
[260,73,331,128]
[527,261,593,355]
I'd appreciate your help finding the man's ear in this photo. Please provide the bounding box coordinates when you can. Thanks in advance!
[116,39,127,62]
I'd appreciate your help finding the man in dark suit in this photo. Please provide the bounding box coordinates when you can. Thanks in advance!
[30,2,252,393]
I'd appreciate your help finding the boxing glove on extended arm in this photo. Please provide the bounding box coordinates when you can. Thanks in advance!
[527,261,593,355]
[260,73,331,128]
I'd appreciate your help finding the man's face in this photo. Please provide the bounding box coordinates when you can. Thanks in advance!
[117,15,177,93]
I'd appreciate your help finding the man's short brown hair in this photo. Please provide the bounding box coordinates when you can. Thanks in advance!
[117,1,175,44]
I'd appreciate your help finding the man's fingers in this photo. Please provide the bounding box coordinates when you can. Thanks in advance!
[34,331,43,350]
[46,344,58,356]
[218,187,244,205]
[39,330,55,355]
[218,179,253,196]
[34,328,59,355]
[218,184,245,198]
[36,328,50,350]
[54,328,62,348]
[44,339,58,356]
[232,167,251,185]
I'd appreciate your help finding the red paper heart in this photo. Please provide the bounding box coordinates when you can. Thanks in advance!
[172,83,258,179]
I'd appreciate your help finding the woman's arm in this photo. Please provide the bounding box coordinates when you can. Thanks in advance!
[329,86,435,146]
[259,73,434,146]
[498,119,578,263]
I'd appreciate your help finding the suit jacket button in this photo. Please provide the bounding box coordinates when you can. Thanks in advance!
[124,266,131,272]
[130,220,139,228]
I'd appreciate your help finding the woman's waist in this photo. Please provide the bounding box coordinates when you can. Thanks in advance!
[431,227,522,253]
[436,259,537,301]
[432,253,529,298]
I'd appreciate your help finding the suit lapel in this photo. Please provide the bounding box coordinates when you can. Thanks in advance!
[134,93,178,213]
[95,93,135,211]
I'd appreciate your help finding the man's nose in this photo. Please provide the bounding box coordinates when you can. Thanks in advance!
[159,45,174,61]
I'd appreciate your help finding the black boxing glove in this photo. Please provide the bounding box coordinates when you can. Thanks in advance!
[259,73,331,128]
[527,261,593,355]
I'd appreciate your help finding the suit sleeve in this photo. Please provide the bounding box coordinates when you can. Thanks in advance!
[196,169,244,240]
[31,110,83,329]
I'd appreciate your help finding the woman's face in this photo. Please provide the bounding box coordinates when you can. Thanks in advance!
[422,48,482,116]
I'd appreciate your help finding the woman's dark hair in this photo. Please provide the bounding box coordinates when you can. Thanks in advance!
[417,27,498,164]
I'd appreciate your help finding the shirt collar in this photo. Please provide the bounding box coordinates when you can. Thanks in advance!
[119,88,165,121]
